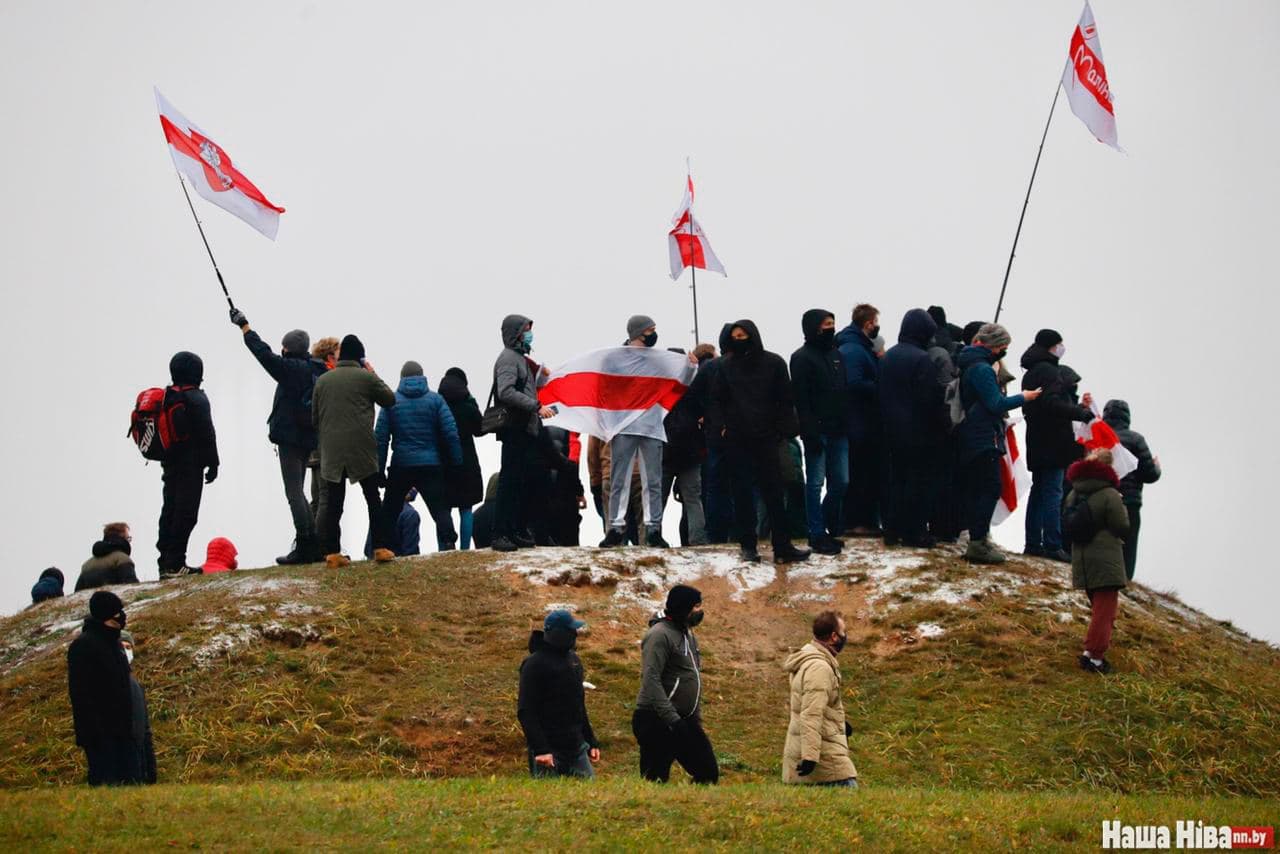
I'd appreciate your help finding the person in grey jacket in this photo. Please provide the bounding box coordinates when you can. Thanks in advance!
[491,314,553,552]
[631,585,718,784]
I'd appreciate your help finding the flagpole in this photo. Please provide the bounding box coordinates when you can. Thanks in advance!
[994,74,1065,323]
[690,246,700,345]
[175,173,236,311]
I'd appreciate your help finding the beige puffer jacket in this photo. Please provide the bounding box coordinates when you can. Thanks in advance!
[781,642,857,784]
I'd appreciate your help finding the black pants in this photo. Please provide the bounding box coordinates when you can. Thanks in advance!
[631,709,718,784]
[494,428,533,540]
[278,443,317,543]
[157,463,204,571]
[846,432,885,531]
[961,451,1003,543]
[930,439,962,542]
[1123,504,1141,580]
[886,445,938,543]
[317,474,382,556]
[84,737,142,786]
[375,465,454,551]
[726,438,789,552]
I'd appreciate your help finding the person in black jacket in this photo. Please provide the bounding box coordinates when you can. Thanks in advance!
[231,308,327,564]
[701,330,736,544]
[1020,330,1094,561]
[662,346,712,546]
[67,591,139,785]
[118,630,156,784]
[878,309,948,548]
[1103,399,1162,579]
[708,320,810,565]
[836,304,885,536]
[790,309,848,555]
[30,567,64,605]
[438,367,484,550]
[157,352,219,578]
[517,609,600,779]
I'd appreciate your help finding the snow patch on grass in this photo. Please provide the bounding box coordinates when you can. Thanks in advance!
[916,622,946,639]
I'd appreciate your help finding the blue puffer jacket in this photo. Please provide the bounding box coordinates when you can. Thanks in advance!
[955,345,1026,463]
[836,323,880,443]
[375,376,464,470]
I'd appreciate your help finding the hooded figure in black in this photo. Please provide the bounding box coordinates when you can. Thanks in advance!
[157,352,219,576]
[701,324,737,543]
[517,610,599,779]
[67,591,141,785]
[790,309,849,554]
[30,567,64,605]
[708,320,810,565]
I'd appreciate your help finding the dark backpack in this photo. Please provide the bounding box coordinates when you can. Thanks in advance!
[1061,492,1100,545]
[128,385,193,461]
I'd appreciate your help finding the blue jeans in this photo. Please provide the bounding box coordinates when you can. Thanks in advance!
[703,444,734,544]
[443,507,474,550]
[528,742,594,779]
[1025,468,1065,551]
[803,436,849,540]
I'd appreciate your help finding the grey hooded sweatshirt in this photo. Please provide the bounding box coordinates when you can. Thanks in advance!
[493,314,542,436]
[635,611,702,726]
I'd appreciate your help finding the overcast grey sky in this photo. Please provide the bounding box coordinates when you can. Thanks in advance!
[2,1,1276,642]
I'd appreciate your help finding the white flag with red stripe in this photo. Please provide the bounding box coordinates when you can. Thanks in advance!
[1074,401,1139,479]
[992,419,1031,526]
[538,347,697,442]
[155,89,285,240]
[668,170,726,280]
[1061,2,1120,150]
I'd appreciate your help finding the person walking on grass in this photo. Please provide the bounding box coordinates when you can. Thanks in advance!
[632,585,718,784]
[67,591,138,785]
[782,610,859,788]
[517,609,601,779]
[1065,448,1131,674]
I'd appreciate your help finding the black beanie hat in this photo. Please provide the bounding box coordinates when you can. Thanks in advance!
[927,305,947,328]
[1034,329,1064,348]
[89,590,124,621]
[339,334,365,362]
[665,584,702,619]
[961,321,984,347]
[445,367,468,384]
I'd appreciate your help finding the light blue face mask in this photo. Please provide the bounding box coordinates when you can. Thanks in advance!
[522,330,534,350]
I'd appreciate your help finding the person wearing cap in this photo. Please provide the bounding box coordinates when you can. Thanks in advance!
[118,630,156,784]
[67,591,139,785]
[157,350,219,579]
[231,307,329,565]
[200,537,239,573]
[632,585,718,784]
[517,609,601,779]
[371,361,463,560]
[312,335,397,568]
[1020,329,1095,561]
[954,325,1041,563]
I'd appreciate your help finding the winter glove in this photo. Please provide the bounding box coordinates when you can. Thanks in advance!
[796,759,817,777]
[229,308,248,328]
[204,465,218,484]
[845,721,853,738]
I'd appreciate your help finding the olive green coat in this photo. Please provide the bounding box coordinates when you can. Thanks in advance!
[781,642,858,784]
[1068,472,1131,591]
[312,361,396,483]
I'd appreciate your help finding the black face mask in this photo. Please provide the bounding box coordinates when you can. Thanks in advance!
[993,349,1008,362]
[867,325,881,340]
[642,331,658,348]
[817,328,836,348]
[727,338,750,354]
[115,612,127,629]
[685,610,705,628]
[831,633,847,654]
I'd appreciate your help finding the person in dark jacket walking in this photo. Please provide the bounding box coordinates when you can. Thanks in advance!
[492,314,554,552]
[836,303,884,536]
[708,321,810,565]
[157,352,219,578]
[67,591,139,785]
[118,630,156,784]
[438,367,484,550]
[517,609,601,779]
[76,522,139,590]
[1020,329,1094,561]
[878,309,949,548]
[1066,450,1131,673]
[30,567,64,605]
[632,585,718,784]
[230,308,327,564]
[791,309,849,555]
[953,325,1040,564]
[1102,400,1162,579]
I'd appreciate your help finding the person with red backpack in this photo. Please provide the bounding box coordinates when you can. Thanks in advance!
[156,352,219,578]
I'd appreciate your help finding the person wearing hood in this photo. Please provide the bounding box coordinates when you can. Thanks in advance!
[371,361,463,559]
[1102,400,1162,580]
[118,630,156,784]
[1020,329,1095,561]
[157,351,219,578]
[438,367,484,550]
[708,321,811,565]
[517,609,600,779]
[837,303,885,537]
[632,585,718,784]
[76,523,139,591]
[67,591,139,785]
[791,309,849,556]
[702,327,737,544]
[200,537,238,573]
[230,308,328,565]
[492,315,555,552]
[953,325,1041,564]
[30,567,64,605]
[312,335,397,568]
[878,310,949,548]
[782,610,858,788]
[1065,449,1131,674]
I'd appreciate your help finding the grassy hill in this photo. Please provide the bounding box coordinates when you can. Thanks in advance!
[2,541,1276,799]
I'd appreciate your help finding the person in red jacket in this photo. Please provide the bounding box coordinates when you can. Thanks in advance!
[201,538,238,573]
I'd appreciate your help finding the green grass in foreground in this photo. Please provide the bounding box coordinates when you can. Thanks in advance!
[1,778,1277,852]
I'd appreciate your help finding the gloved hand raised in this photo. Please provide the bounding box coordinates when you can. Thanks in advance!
[205,465,219,484]
[229,308,248,328]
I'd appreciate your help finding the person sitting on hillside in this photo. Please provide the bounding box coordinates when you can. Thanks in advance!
[1102,400,1162,580]
[67,591,138,785]
[200,537,239,573]
[76,523,139,591]
[782,610,859,788]
[1065,448,1131,675]
[363,490,421,559]
[517,609,601,779]
[118,630,156,784]
[31,567,65,605]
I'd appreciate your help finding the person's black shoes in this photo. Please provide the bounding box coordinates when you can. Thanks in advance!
[1078,654,1111,674]
[902,535,939,549]
[512,531,536,549]
[739,546,762,564]
[159,565,202,579]
[1045,548,1072,563]
[809,537,842,556]
[646,531,671,549]
[277,539,321,565]
[598,529,626,548]
[1024,545,1046,558]
[775,544,811,564]
[492,537,519,553]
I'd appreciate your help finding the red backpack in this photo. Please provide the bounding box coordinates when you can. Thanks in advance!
[128,385,194,461]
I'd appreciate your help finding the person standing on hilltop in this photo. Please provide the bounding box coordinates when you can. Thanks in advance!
[836,303,885,538]
[1065,448,1131,674]
[632,585,718,784]
[157,351,219,579]
[1102,400,1162,580]
[67,591,138,785]
[782,610,859,788]
[491,315,554,553]
[437,367,485,550]
[790,308,849,556]
[517,609,601,779]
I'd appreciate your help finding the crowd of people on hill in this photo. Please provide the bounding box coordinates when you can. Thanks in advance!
[42,301,1164,784]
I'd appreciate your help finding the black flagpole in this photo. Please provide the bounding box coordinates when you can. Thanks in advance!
[176,173,236,311]
[690,237,700,345]
[994,78,1064,323]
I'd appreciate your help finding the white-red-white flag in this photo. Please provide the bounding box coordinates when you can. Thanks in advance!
[1061,2,1120,150]
[1074,401,1139,479]
[538,347,697,442]
[668,170,726,280]
[155,89,285,240]
[992,419,1031,527]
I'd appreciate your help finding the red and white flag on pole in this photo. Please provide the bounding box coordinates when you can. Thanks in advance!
[668,166,726,280]
[538,348,697,442]
[1061,1,1120,150]
[155,89,285,240]
[992,419,1031,527]
[1074,401,1139,479]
